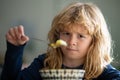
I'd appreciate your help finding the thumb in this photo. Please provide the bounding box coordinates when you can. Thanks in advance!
[21,35,29,42]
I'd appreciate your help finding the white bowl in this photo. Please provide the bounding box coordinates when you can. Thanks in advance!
[39,69,85,80]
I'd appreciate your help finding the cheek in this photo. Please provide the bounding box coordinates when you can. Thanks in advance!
[78,41,91,52]
[60,36,65,40]
[81,38,92,50]
[60,47,67,54]
[60,37,68,43]
[60,46,65,51]
[80,43,90,53]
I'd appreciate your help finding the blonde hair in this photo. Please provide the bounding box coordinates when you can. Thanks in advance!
[44,2,113,79]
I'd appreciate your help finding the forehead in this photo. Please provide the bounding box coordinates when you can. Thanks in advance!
[62,24,88,34]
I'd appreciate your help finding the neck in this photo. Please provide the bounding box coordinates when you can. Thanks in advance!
[63,57,84,68]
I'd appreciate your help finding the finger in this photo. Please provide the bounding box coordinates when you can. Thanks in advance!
[14,27,23,39]
[9,28,16,40]
[6,32,17,45]
[6,32,12,41]
[18,25,25,36]
[13,26,20,39]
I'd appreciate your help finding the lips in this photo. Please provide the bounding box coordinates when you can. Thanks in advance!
[66,47,78,51]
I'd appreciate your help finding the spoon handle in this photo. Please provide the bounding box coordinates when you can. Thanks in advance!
[30,37,48,43]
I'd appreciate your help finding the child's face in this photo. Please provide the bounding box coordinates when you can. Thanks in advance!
[60,24,92,63]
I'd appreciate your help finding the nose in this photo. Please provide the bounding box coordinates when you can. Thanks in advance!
[68,35,77,46]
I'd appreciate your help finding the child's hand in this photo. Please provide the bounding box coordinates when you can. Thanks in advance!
[6,25,29,46]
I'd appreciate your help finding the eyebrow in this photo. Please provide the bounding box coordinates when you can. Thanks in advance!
[62,29,89,34]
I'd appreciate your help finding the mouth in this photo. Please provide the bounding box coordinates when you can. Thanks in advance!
[66,47,78,51]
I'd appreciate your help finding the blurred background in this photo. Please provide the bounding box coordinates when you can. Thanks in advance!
[0,0,120,77]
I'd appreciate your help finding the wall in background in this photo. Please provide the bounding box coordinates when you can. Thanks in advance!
[0,0,120,68]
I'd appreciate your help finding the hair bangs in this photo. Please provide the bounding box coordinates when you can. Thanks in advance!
[55,4,97,36]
